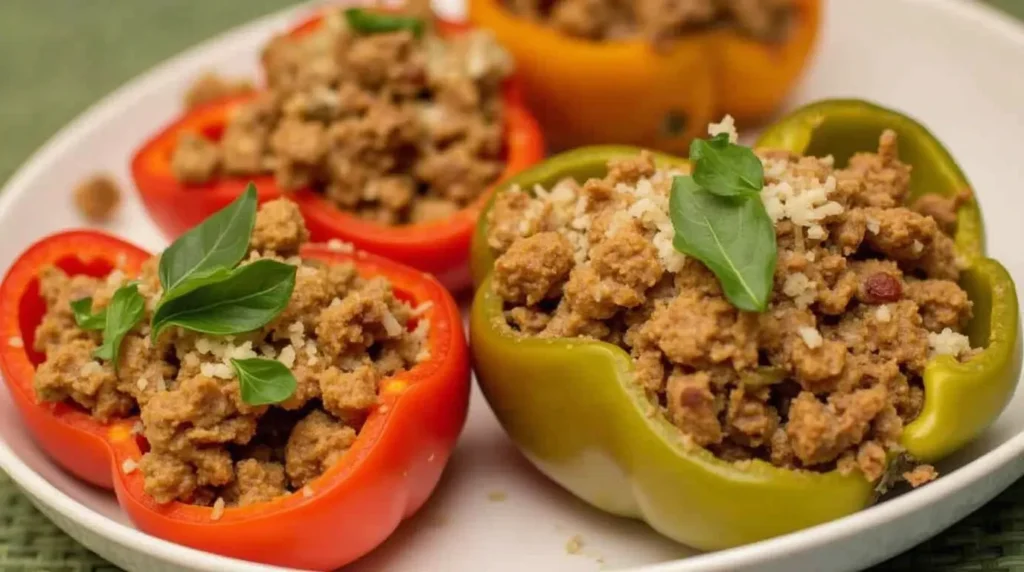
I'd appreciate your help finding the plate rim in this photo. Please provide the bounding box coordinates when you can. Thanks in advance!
[0,0,1023,571]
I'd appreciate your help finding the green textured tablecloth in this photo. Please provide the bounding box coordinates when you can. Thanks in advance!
[1,1,1023,570]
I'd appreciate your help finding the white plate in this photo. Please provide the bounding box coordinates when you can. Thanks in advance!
[1,0,1023,570]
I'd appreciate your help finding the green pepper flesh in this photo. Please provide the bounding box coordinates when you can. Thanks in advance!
[470,101,1021,550]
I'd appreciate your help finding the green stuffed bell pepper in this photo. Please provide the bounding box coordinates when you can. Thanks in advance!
[469,101,1022,550]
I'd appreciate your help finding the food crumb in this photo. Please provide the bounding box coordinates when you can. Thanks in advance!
[131,421,144,435]
[73,173,121,223]
[210,497,226,521]
[904,465,938,487]
[565,534,584,555]
[121,459,138,474]
[184,71,254,110]
[487,490,507,502]
[7,336,23,349]
[302,485,314,498]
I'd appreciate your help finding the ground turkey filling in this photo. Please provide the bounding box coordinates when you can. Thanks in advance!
[32,200,430,506]
[487,131,976,485]
[172,8,512,226]
[504,0,795,44]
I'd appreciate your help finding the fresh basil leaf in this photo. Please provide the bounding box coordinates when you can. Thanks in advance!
[690,135,764,197]
[669,175,776,312]
[231,357,297,406]
[71,297,106,331]
[344,8,425,37]
[93,284,146,368]
[158,266,234,306]
[158,184,257,297]
[151,259,297,341]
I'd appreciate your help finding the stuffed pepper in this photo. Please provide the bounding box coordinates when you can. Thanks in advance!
[468,0,820,154]
[469,100,1021,549]
[132,6,544,291]
[0,188,470,570]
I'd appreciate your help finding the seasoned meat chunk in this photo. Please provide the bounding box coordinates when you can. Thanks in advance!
[285,410,357,488]
[493,232,575,305]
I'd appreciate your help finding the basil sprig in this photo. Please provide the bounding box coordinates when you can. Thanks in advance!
[71,297,106,331]
[343,8,425,38]
[150,259,296,339]
[71,183,300,405]
[72,287,146,368]
[93,284,146,367]
[670,134,776,312]
[157,184,256,302]
[689,134,765,197]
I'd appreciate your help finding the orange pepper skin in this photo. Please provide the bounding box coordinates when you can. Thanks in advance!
[0,231,470,570]
[131,14,545,293]
[467,0,821,155]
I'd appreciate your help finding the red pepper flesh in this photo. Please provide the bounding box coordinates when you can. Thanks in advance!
[0,230,470,570]
[131,14,545,292]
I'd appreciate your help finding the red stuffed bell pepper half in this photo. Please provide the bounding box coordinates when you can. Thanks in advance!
[0,189,469,570]
[132,6,545,292]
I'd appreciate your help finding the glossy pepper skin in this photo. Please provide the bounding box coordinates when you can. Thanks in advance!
[469,101,1021,550]
[131,14,545,293]
[0,231,470,570]
[467,0,820,155]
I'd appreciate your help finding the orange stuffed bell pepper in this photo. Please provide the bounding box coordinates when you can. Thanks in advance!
[468,0,821,155]
[0,211,469,569]
[132,8,545,292]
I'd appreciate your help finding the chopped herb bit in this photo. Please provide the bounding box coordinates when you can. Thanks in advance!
[93,284,146,368]
[70,297,106,331]
[232,357,298,406]
[344,8,425,38]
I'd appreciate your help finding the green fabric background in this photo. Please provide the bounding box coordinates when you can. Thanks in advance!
[1,1,1023,570]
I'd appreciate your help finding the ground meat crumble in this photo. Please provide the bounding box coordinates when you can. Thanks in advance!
[183,71,256,110]
[33,199,430,507]
[504,0,796,45]
[487,129,974,487]
[171,7,513,226]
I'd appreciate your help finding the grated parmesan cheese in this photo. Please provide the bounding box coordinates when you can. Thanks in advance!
[7,336,23,348]
[866,216,881,234]
[210,497,226,521]
[708,115,738,144]
[381,311,404,337]
[411,301,434,317]
[783,272,817,309]
[106,269,126,287]
[875,305,892,323]
[928,328,973,358]
[326,238,354,253]
[760,161,844,240]
[278,346,297,368]
[121,459,138,474]
[797,326,824,349]
[200,362,234,380]
[80,361,103,375]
